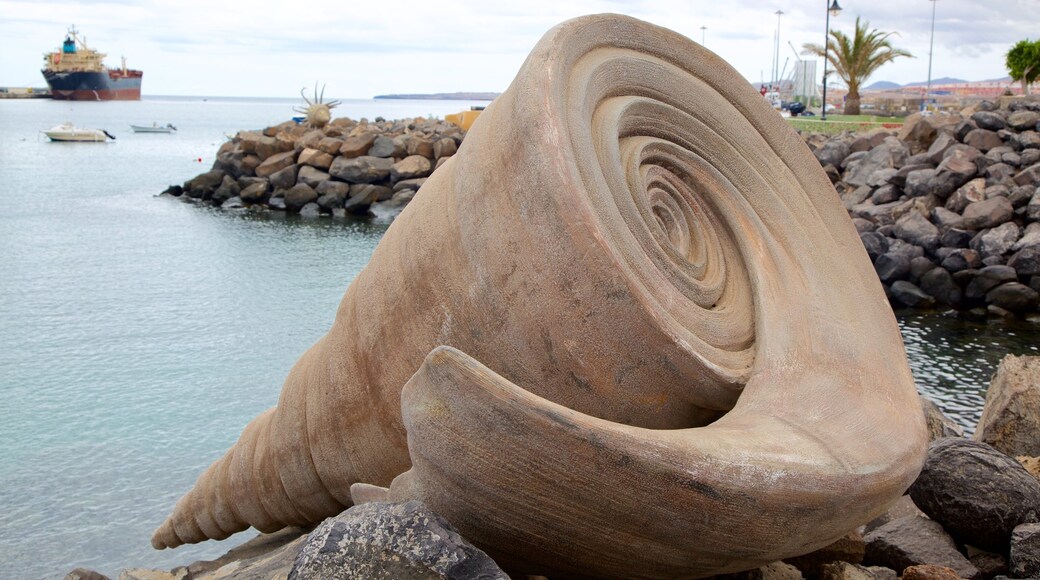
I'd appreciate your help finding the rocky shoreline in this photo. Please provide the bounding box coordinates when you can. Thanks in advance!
[68,355,1040,580]
[161,97,1040,319]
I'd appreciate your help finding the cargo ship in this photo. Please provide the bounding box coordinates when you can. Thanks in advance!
[41,26,142,100]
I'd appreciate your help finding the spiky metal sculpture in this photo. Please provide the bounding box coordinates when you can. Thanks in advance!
[294,82,341,128]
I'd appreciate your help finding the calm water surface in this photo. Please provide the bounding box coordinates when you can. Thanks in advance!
[0,96,1037,579]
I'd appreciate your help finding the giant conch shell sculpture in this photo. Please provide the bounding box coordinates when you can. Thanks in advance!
[153,14,927,579]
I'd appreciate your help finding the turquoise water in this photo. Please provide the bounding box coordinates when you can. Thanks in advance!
[0,96,1037,579]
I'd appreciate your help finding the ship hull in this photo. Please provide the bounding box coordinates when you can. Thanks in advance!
[42,70,142,101]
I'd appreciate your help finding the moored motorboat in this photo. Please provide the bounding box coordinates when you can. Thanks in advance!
[130,123,176,133]
[43,122,115,142]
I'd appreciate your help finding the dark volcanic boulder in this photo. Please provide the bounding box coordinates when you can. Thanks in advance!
[889,281,935,308]
[329,156,395,184]
[893,212,940,252]
[909,438,1040,553]
[289,501,508,580]
[971,111,1007,132]
[963,129,1004,153]
[986,282,1039,312]
[284,184,319,211]
[861,232,890,261]
[1009,246,1040,277]
[1010,522,1040,579]
[875,253,911,283]
[919,268,962,306]
[941,249,982,273]
[863,516,979,580]
[970,222,1021,259]
[962,197,1014,231]
[965,266,1019,300]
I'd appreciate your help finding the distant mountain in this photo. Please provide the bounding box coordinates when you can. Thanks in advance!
[903,77,968,87]
[374,92,499,101]
[864,80,902,90]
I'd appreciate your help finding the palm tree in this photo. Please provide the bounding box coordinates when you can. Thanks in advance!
[802,17,913,116]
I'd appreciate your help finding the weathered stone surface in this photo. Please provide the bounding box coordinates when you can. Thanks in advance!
[289,501,508,580]
[962,197,1015,230]
[1008,246,1040,277]
[339,133,377,158]
[717,561,805,579]
[116,570,183,580]
[1014,162,1040,186]
[1009,110,1040,132]
[921,396,965,441]
[965,266,1019,300]
[64,569,110,580]
[283,184,319,211]
[863,516,979,580]
[329,156,395,184]
[975,356,1040,457]
[919,268,962,306]
[818,562,895,580]
[972,111,1008,132]
[861,232,889,261]
[268,164,299,191]
[909,437,1040,552]
[390,155,433,182]
[433,137,458,159]
[297,165,330,189]
[968,549,1008,580]
[1010,523,1040,579]
[1012,222,1040,252]
[846,144,901,187]
[964,129,1005,153]
[298,148,335,170]
[299,202,321,218]
[941,248,982,272]
[970,222,1021,259]
[211,175,240,206]
[987,283,1039,312]
[894,212,940,252]
[899,564,961,580]
[890,281,935,308]
[316,137,345,155]
[315,180,352,198]
[945,178,987,214]
[255,150,298,179]
[367,135,399,158]
[784,531,865,578]
[905,169,942,198]
[875,253,911,282]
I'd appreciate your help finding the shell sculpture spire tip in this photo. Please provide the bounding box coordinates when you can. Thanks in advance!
[153,14,927,579]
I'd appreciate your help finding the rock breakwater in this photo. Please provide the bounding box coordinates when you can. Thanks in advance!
[165,97,1040,316]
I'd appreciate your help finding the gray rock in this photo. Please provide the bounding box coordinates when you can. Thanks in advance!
[818,561,896,580]
[919,267,962,306]
[1009,110,1040,132]
[940,228,974,249]
[846,144,903,188]
[935,147,982,196]
[875,253,911,283]
[853,218,877,233]
[909,256,937,283]
[987,283,1039,312]
[946,178,987,214]
[970,222,1021,259]
[367,135,398,158]
[926,132,958,164]
[298,202,322,218]
[872,184,901,205]
[255,150,297,179]
[972,111,1008,132]
[893,212,940,252]
[284,184,319,211]
[269,164,299,191]
[316,180,352,198]
[861,232,889,261]
[1009,247,1040,277]
[909,437,1040,552]
[211,175,240,205]
[905,169,942,198]
[930,207,963,229]
[221,196,246,210]
[289,501,507,580]
[962,197,1014,230]
[184,169,226,198]
[968,549,1008,580]
[433,137,458,159]
[317,193,345,211]
[863,516,979,580]
[1014,162,1040,187]
[297,165,330,189]
[1010,523,1040,578]
[890,281,935,308]
[64,569,110,580]
[892,163,935,188]
[888,238,926,259]
[988,162,1017,185]
[941,248,982,272]
[868,168,898,188]
[964,128,1005,153]
[329,156,395,184]
[966,266,1020,300]
[815,139,850,168]
[390,155,433,182]
[238,181,270,203]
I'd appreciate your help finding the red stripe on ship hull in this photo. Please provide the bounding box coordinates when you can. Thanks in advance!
[50,88,141,101]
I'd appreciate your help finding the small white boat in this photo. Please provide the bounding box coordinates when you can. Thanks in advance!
[131,122,176,133]
[44,122,114,142]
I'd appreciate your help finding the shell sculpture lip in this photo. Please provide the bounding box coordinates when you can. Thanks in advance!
[153,13,927,579]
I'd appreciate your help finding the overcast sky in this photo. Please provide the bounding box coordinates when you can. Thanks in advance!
[1,0,1034,98]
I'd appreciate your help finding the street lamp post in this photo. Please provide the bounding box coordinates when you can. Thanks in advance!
[701,25,707,46]
[822,0,842,121]
[924,0,938,112]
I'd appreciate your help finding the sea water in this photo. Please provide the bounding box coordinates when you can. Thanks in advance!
[0,96,1037,579]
